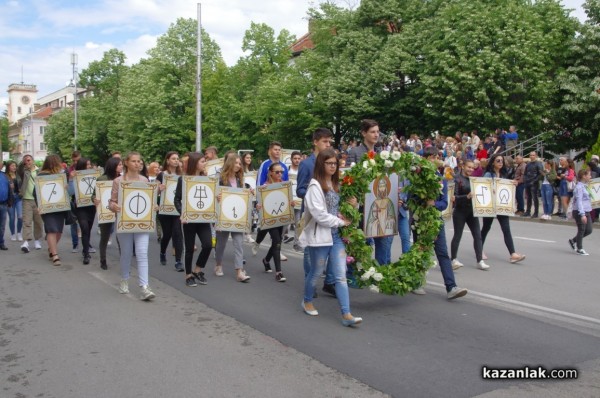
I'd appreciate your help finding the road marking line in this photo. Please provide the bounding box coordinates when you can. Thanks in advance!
[89,271,139,300]
[427,281,600,327]
[513,237,555,243]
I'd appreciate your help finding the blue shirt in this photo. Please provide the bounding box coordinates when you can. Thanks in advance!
[257,159,288,186]
[0,171,11,203]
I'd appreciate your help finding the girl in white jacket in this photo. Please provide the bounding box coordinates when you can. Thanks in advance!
[299,149,362,327]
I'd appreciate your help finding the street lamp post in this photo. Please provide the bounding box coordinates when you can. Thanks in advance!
[71,52,78,150]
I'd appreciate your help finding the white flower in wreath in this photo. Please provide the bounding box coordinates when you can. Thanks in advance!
[380,150,390,160]
[350,162,356,167]
[356,262,363,271]
[410,166,417,171]
[362,161,370,169]
[360,272,371,281]
[369,284,380,293]
[384,160,394,168]
[373,272,383,282]
[391,151,401,160]
[369,158,376,166]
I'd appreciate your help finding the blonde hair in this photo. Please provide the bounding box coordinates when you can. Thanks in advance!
[220,154,243,184]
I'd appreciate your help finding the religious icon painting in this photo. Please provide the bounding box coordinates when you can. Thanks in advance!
[215,186,252,233]
[35,173,70,214]
[116,181,158,233]
[181,176,217,223]
[95,181,116,224]
[442,182,455,220]
[287,174,302,210]
[494,178,516,216]
[257,182,294,229]
[589,178,600,208]
[206,158,225,177]
[159,174,180,215]
[364,174,398,238]
[73,169,101,207]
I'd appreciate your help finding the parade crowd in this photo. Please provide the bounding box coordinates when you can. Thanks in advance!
[0,122,597,327]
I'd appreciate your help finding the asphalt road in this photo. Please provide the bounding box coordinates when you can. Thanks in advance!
[1,217,599,397]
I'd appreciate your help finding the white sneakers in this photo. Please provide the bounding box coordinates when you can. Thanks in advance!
[10,235,16,241]
[20,241,29,253]
[451,259,464,270]
[119,279,129,294]
[139,285,156,301]
[447,286,468,300]
[17,233,23,241]
[245,234,255,243]
[412,287,427,295]
[34,240,42,250]
[251,243,260,256]
[280,254,288,261]
[477,260,490,270]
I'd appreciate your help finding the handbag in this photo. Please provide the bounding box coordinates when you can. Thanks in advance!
[567,179,576,192]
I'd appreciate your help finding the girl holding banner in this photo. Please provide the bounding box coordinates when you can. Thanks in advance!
[108,152,157,301]
[70,158,97,265]
[480,154,526,264]
[174,152,213,287]
[92,157,122,270]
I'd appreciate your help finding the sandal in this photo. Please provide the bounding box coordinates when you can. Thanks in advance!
[510,254,526,264]
[51,254,62,266]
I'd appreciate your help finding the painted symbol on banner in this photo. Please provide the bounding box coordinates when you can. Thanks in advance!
[475,185,491,205]
[222,195,247,221]
[264,191,288,217]
[187,184,214,211]
[498,188,511,205]
[124,190,151,220]
[41,182,64,204]
[101,190,112,210]
[79,177,96,196]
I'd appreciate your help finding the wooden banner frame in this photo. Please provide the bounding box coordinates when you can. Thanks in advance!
[206,158,224,177]
[442,182,455,220]
[159,174,180,215]
[288,174,301,210]
[35,173,70,214]
[181,176,217,223]
[589,178,600,208]
[471,177,516,217]
[116,181,158,233]
[73,169,101,207]
[96,181,116,224]
[215,186,252,233]
[364,174,399,238]
[257,181,294,229]
[244,171,258,200]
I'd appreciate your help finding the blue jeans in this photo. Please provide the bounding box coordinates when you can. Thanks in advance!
[516,184,525,212]
[541,184,554,215]
[0,204,7,245]
[118,232,150,286]
[398,214,411,254]
[304,232,351,315]
[303,247,335,285]
[7,198,22,235]
[434,226,457,292]
[71,222,79,247]
[374,235,393,265]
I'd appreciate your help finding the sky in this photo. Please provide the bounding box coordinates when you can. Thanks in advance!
[0,0,588,115]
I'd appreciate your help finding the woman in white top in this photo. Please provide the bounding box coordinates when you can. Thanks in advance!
[109,152,158,301]
[299,148,361,327]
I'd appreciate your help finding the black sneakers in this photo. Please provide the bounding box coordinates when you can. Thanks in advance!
[185,276,198,287]
[193,271,207,285]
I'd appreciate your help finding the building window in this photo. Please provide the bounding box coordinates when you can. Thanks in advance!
[17,106,22,114]
[40,126,45,135]
[40,142,47,151]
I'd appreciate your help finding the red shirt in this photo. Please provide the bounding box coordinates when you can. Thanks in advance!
[476,149,488,160]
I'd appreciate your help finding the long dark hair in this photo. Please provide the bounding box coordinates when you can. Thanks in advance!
[162,151,181,175]
[103,157,121,180]
[486,153,508,177]
[314,148,339,193]
[185,152,206,176]
[75,157,90,171]
[41,154,63,174]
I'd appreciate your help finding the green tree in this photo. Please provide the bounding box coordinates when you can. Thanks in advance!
[549,0,600,155]
[115,18,226,160]
[45,109,75,159]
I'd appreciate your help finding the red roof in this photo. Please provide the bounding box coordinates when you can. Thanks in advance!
[290,32,314,56]
[33,106,53,119]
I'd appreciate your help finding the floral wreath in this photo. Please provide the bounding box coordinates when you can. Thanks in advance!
[339,150,443,295]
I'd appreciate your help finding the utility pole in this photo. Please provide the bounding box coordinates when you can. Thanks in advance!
[71,52,78,150]
[196,3,202,153]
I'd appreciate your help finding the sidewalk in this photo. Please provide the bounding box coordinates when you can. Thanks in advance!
[0,238,386,398]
